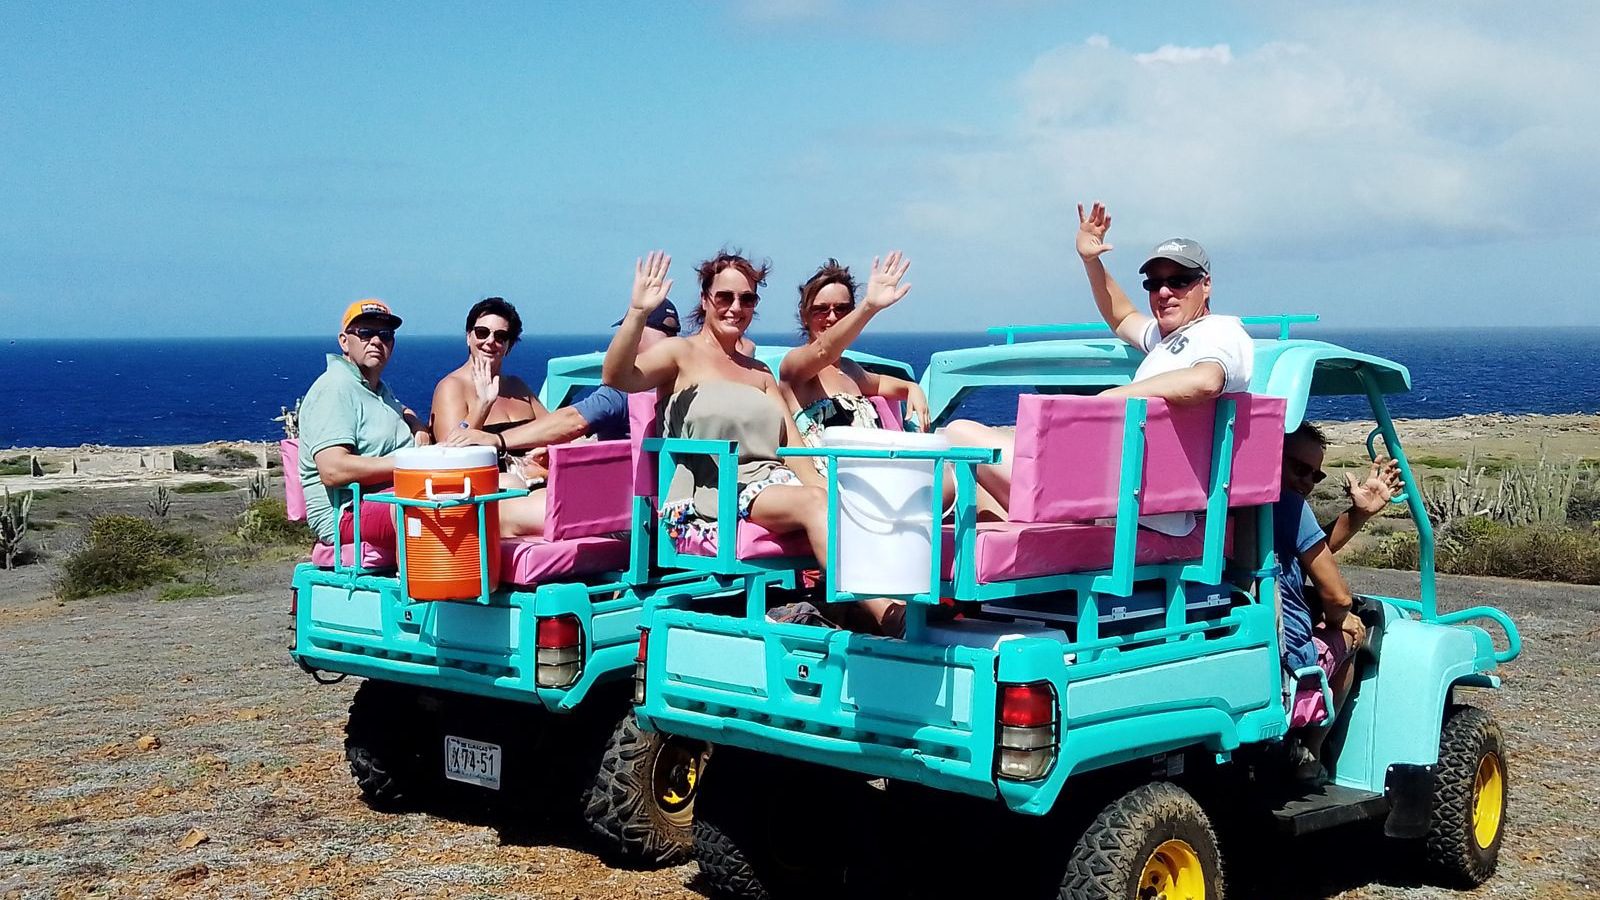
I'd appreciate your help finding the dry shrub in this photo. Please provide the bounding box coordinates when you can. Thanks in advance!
[1352,517,1600,585]
[58,515,192,599]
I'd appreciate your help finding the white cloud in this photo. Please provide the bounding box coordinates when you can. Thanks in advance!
[901,6,1600,263]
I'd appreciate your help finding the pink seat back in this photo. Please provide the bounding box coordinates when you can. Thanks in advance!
[280,438,307,523]
[544,440,634,540]
[627,390,660,499]
[869,395,905,431]
[1008,394,1285,524]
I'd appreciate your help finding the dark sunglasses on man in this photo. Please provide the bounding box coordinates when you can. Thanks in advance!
[1286,457,1326,484]
[346,326,396,344]
[710,290,760,309]
[471,325,516,343]
[1141,270,1205,293]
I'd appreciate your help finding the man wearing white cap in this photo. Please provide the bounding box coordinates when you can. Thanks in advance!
[1076,201,1252,402]
[944,203,1253,532]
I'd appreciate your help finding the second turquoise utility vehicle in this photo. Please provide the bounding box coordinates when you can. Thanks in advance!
[287,348,913,864]
[633,317,1520,897]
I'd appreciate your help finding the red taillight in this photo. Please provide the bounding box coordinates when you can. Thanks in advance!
[996,681,1057,782]
[1000,683,1054,728]
[632,627,650,705]
[537,614,582,649]
[535,614,583,688]
[289,588,299,616]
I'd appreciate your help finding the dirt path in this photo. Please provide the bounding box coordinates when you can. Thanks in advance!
[2,563,1597,899]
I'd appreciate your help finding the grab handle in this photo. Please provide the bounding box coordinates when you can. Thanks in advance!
[424,475,474,502]
[1365,427,1410,505]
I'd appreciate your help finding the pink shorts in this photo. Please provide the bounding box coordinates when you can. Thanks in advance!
[1289,627,1355,728]
[336,495,398,548]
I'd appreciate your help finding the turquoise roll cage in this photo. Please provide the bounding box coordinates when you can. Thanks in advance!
[634,316,1521,816]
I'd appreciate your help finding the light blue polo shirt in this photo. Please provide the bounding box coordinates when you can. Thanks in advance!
[297,354,415,543]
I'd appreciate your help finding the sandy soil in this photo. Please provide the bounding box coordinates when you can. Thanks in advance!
[2,557,1597,898]
[1,421,1597,899]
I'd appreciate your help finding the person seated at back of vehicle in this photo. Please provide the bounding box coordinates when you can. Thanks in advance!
[299,299,432,550]
[779,253,930,451]
[428,296,557,536]
[1283,422,1403,554]
[448,300,683,456]
[1278,423,1370,784]
[944,202,1254,535]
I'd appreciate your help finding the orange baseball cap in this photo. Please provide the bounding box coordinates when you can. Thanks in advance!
[340,298,403,330]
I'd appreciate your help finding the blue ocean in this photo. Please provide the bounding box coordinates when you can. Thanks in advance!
[2,327,1594,448]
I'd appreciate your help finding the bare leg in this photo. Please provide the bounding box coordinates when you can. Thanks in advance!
[942,419,1014,514]
[496,488,547,537]
[1302,635,1358,761]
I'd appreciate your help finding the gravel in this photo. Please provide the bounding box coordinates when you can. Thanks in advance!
[2,558,1595,899]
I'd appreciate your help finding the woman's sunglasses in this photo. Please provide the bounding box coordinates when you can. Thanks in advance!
[1287,458,1326,484]
[710,290,760,309]
[345,326,395,344]
[1141,271,1204,293]
[809,303,855,319]
[471,325,516,343]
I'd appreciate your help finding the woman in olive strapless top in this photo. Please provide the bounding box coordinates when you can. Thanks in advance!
[602,249,903,636]
[429,297,551,535]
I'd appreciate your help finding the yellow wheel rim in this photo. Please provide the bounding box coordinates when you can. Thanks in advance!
[1138,839,1207,900]
[652,738,705,826]
[1471,751,1505,850]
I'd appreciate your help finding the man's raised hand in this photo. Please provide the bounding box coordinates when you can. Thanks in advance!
[1076,202,1114,261]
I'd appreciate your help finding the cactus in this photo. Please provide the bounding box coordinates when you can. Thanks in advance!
[147,484,173,519]
[1424,445,1578,528]
[248,469,270,501]
[275,398,302,439]
[1,487,33,569]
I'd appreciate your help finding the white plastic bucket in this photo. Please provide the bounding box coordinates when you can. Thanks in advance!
[822,426,950,595]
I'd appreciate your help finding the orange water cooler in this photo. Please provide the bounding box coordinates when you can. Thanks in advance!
[392,446,502,600]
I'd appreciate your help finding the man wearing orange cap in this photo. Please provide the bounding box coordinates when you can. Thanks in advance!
[297,299,432,548]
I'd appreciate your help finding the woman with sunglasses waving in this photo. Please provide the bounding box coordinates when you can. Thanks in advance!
[945,202,1254,536]
[779,254,930,456]
[604,249,904,636]
[430,297,554,534]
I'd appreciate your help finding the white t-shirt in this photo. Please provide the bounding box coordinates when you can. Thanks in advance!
[1134,314,1254,394]
[1127,314,1255,536]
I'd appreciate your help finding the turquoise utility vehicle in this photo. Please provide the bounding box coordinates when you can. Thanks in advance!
[286,348,912,864]
[632,317,1521,897]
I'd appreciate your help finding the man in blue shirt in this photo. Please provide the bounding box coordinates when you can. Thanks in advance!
[447,300,680,456]
[1276,423,1369,781]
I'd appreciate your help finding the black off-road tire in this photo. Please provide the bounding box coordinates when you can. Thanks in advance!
[1424,705,1507,887]
[344,679,430,807]
[692,750,856,900]
[581,710,708,866]
[1061,780,1224,900]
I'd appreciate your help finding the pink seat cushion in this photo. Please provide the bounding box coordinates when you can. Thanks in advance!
[939,518,1230,584]
[673,520,813,560]
[500,534,629,585]
[310,540,397,570]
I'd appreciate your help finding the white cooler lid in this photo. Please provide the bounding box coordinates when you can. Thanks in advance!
[393,445,499,471]
[821,425,949,450]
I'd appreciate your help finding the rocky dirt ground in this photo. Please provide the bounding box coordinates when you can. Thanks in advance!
[2,470,1598,899]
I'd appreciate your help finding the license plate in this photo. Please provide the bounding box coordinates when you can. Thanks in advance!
[444,735,501,790]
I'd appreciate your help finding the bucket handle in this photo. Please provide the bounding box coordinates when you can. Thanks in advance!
[836,475,935,536]
[424,475,474,502]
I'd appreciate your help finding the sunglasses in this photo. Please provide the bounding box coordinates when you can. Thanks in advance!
[471,325,516,343]
[1287,457,1326,484]
[810,303,855,319]
[1141,271,1204,293]
[710,290,760,309]
[345,326,395,344]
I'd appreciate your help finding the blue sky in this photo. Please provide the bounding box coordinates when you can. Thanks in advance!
[2,1,1596,338]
